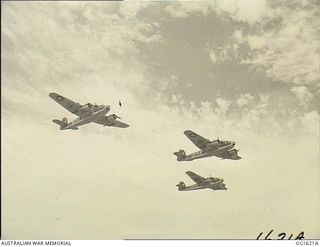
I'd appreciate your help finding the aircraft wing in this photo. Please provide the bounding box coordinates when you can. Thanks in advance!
[109,119,129,128]
[216,149,241,160]
[49,92,85,117]
[184,130,210,149]
[93,116,129,128]
[186,171,205,184]
[208,182,227,190]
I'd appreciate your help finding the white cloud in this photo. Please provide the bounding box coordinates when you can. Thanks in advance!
[171,94,178,103]
[291,86,314,106]
[216,97,231,115]
[209,51,217,64]
[162,0,271,25]
[162,1,319,88]
[259,93,271,103]
[298,111,320,136]
[207,44,239,64]
[233,30,245,44]
[1,2,164,119]
[215,0,271,25]
[118,2,150,18]
[156,75,180,91]
[164,2,212,18]
[240,2,319,86]
[165,5,189,18]
[237,93,254,107]
[246,35,267,50]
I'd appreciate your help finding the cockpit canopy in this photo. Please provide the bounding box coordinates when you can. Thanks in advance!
[213,139,230,145]
[210,177,223,183]
[219,140,230,145]
[85,103,105,111]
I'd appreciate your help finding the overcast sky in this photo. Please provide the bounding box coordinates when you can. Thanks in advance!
[2,0,319,239]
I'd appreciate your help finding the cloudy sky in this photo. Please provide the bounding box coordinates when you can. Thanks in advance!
[2,0,319,239]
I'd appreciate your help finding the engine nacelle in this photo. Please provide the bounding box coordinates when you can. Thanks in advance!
[62,118,68,124]
[228,149,237,156]
[108,114,118,120]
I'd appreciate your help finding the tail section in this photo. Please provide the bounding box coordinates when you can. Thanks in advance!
[52,118,68,130]
[228,149,242,160]
[176,182,186,191]
[173,149,186,161]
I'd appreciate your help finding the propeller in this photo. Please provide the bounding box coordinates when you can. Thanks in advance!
[112,114,122,120]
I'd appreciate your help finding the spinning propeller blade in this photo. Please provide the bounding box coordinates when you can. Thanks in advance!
[112,114,122,120]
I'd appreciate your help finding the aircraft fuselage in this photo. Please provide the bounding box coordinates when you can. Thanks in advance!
[179,180,225,191]
[182,142,235,161]
[181,184,211,191]
[62,105,110,130]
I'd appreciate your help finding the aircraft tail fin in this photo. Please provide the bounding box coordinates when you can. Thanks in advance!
[52,118,68,130]
[173,149,186,161]
[229,149,242,160]
[176,182,186,191]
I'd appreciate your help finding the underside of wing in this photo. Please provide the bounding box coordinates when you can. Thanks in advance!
[49,92,82,115]
[186,171,205,184]
[208,182,227,190]
[216,149,241,160]
[109,119,129,128]
[93,116,129,128]
[184,130,210,149]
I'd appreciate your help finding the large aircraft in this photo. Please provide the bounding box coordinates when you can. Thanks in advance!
[49,92,129,130]
[174,130,241,161]
[177,171,227,191]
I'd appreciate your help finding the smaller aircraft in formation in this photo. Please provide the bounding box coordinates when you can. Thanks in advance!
[49,92,129,130]
[177,171,227,191]
[174,130,241,161]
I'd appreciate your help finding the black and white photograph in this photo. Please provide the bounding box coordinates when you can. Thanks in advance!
[1,0,319,241]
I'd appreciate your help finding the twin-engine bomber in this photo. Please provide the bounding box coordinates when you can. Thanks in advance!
[174,130,241,161]
[177,171,227,192]
[49,93,129,130]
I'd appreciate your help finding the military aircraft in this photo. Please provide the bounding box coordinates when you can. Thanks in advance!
[174,130,241,161]
[176,171,227,191]
[49,92,129,130]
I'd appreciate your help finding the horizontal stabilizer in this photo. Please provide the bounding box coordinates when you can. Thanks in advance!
[173,149,186,161]
[52,119,64,126]
[52,118,69,130]
[176,181,186,191]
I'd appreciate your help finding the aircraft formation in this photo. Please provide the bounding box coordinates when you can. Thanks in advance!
[174,130,241,191]
[49,92,241,192]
